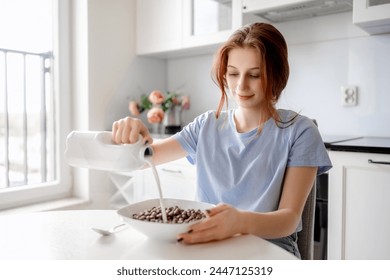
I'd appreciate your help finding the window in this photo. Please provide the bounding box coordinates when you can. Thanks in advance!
[0,0,71,210]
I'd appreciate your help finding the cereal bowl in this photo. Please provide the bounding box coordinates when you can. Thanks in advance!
[117,198,214,242]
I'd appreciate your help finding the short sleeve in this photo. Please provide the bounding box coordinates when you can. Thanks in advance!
[172,111,212,165]
[287,117,332,175]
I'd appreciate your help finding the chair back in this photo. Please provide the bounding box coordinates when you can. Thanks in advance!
[297,182,316,260]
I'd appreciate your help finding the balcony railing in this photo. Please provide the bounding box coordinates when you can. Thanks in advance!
[0,48,55,189]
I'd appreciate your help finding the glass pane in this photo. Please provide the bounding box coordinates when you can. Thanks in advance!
[192,0,232,36]
[0,0,55,188]
[0,0,53,52]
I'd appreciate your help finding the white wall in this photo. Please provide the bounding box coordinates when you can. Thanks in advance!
[70,0,165,209]
[280,34,390,137]
[167,54,220,126]
[166,12,390,137]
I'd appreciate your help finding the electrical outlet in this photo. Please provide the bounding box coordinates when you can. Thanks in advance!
[341,86,358,107]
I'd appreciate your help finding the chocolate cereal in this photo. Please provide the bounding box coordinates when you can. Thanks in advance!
[132,205,206,224]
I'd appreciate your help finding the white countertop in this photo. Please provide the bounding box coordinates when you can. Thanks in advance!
[0,210,297,260]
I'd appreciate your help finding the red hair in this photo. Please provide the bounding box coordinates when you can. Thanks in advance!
[211,23,289,121]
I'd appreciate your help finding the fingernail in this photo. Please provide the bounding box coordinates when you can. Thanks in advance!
[177,237,183,242]
[187,229,193,234]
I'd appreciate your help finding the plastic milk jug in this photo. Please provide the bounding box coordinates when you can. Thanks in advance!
[65,131,153,172]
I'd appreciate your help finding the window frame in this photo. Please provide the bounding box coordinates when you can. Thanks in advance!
[0,0,72,210]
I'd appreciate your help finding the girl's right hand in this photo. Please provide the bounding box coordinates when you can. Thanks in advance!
[112,117,153,145]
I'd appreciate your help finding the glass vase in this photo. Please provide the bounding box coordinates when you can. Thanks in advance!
[150,122,163,135]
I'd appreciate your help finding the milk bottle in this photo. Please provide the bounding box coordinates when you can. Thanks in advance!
[65,131,153,172]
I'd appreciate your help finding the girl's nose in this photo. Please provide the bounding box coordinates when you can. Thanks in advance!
[236,76,248,92]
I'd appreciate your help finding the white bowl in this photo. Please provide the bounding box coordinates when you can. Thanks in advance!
[117,198,214,242]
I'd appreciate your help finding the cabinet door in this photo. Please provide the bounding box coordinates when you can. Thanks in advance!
[136,158,196,201]
[182,0,243,49]
[328,151,390,259]
[136,0,182,55]
[353,0,390,34]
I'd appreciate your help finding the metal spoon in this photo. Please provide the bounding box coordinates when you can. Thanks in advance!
[91,223,128,236]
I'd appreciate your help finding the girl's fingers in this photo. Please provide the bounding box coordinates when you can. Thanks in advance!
[178,208,228,243]
[138,124,153,145]
[205,203,229,217]
[178,221,219,244]
[179,227,219,244]
[112,122,123,144]
[177,203,241,244]
[122,119,132,143]
[111,117,152,145]
[187,215,218,233]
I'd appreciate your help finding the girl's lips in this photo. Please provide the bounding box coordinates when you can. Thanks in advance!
[238,94,254,100]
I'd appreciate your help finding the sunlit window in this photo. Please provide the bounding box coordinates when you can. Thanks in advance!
[0,0,70,209]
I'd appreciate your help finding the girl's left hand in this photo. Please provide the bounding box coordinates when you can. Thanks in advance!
[177,203,243,244]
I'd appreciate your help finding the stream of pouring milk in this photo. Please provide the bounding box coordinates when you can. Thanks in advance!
[145,157,168,223]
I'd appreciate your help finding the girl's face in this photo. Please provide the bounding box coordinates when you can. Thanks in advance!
[226,47,264,110]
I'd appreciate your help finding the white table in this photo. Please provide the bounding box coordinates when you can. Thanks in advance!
[0,210,297,260]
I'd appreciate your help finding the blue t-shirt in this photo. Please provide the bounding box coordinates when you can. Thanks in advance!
[173,109,332,215]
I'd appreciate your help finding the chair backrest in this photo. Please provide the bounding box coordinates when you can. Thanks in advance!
[297,182,316,260]
[296,118,319,260]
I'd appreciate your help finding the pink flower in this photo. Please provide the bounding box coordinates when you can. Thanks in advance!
[181,96,190,110]
[148,90,165,105]
[147,107,165,123]
[172,96,179,105]
[128,101,140,116]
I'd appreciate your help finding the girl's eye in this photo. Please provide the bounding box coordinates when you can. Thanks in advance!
[249,75,259,78]
[227,73,239,76]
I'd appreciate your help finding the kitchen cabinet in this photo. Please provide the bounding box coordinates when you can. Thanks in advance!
[181,0,243,49]
[134,158,196,202]
[135,0,387,57]
[136,0,261,57]
[353,0,390,34]
[328,151,390,259]
[136,0,183,55]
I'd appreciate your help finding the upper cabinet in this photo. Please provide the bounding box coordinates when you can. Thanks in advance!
[136,0,261,57]
[136,0,183,55]
[181,0,242,49]
[353,0,390,34]
[136,0,390,57]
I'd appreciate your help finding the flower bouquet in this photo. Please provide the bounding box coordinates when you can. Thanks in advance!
[128,90,190,133]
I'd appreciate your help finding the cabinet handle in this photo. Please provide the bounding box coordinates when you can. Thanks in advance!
[368,159,390,165]
[161,168,182,174]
